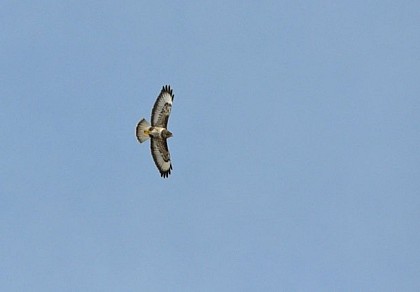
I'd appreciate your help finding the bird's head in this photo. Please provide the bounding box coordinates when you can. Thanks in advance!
[162,130,173,139]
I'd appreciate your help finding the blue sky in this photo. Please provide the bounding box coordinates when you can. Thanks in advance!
[1,1,419,291]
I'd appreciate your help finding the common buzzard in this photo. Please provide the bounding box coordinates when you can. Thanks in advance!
[136,85,174,178]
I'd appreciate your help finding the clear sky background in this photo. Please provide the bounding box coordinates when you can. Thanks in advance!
[1,1,419,291]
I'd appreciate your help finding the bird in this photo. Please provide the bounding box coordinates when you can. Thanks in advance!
[136,85,174,178]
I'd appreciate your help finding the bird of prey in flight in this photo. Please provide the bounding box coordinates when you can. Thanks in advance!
[136,85,174,178]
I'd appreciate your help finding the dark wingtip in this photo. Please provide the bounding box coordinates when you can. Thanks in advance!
[162,85,174,100]
[160,165,172,178]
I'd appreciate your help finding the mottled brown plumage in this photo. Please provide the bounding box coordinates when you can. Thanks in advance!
[136,85,174,178]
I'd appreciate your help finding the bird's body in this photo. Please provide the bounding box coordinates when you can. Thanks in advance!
[142,125,167,137]
[136,85,174,178]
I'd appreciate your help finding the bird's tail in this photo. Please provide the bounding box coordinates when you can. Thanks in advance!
[136,118,151,143]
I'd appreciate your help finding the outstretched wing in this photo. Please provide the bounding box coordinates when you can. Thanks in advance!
[151,85,174,127]
[150,137,172,178]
